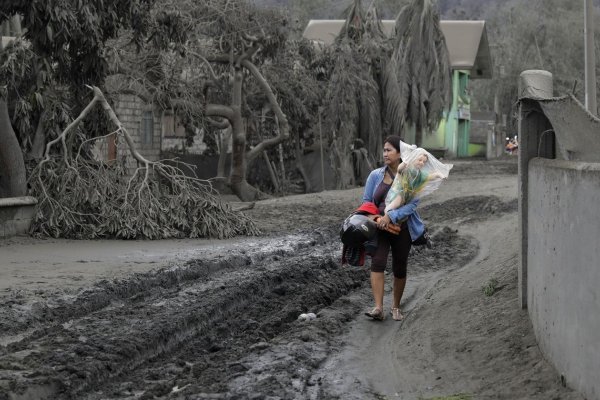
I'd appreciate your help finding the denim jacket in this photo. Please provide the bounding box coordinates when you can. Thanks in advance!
[362,166,425,241]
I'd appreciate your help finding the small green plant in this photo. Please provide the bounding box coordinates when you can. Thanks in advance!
[482,278,499,296]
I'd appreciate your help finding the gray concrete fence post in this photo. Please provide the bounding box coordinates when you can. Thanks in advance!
[517,70,555,309]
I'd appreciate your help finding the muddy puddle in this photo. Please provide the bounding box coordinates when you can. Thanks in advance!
[0,195,517,400]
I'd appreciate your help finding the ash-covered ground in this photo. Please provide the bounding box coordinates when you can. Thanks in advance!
[0,159,585,400]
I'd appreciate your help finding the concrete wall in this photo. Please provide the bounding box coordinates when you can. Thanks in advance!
[0,196,37,238]
[527,158,600,400]
[518,99,555,308]
[518,70,600,399]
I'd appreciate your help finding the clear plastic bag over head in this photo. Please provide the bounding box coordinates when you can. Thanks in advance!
[399,140,417,158]
[385,147,453,212]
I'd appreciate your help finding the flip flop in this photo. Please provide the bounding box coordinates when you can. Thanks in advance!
[365,307,385,321]
[390,307,404,321]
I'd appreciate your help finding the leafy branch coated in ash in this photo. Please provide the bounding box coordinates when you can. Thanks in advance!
[28,85,259,239]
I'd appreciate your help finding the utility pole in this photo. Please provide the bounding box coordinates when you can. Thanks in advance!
[584,0,597,116]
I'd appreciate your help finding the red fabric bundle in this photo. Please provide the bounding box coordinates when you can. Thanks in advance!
[355,202,401,235]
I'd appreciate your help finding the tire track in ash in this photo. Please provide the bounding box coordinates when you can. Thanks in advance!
[0,232,326,338]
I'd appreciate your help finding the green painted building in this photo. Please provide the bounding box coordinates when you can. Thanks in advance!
[421,70,479,158]
[304,20,493,158]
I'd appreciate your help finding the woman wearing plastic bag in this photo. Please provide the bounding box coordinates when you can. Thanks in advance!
[360,136,423,322]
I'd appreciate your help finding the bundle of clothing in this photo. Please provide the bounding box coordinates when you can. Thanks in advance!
[339,203,386,266]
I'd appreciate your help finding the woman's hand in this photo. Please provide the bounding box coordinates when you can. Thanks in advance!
[377,214,392,229]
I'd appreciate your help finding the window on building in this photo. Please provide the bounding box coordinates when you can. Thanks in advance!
[141,111,154,145]
[162,111,186,138]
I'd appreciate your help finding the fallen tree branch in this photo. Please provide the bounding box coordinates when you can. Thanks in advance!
[29,85,260,240]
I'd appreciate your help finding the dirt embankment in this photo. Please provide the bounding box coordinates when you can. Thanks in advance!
[0,159,584,400]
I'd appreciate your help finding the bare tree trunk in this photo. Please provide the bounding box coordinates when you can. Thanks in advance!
[216,126,231,178]
[277,143,285,195]
[219,69,262,201]
[205,54,289,201]
[415,129,423,148]
[27,112,46,160]
[229,68,248,197]
[0,17,26,197]
[331,137,355,189]
[243,59,290,161]
[0,99,26,197]
[263,151,280,193]
[294,129,311,193]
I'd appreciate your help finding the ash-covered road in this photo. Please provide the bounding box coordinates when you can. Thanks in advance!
[0,194,509,399]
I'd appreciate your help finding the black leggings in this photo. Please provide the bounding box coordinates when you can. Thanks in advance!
[371,224,412,278]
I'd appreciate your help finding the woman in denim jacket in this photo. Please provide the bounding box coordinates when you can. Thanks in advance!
[362,136,425,321]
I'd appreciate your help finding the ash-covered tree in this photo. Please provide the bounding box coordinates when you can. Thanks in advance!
[0,1,155,199]
[147,0,325,199]
[0,1,259,239]
[163,0,294,201]
[64,0,297,202]
[324,0,402,188]
[391,0,452,145]
[246,38,325,194]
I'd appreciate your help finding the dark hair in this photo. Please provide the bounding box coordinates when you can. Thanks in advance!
[383,135,402,153]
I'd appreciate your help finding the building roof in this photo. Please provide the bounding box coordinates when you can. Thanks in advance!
[303,19,493,79]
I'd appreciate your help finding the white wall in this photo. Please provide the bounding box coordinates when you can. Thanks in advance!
[528,158,600,400]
